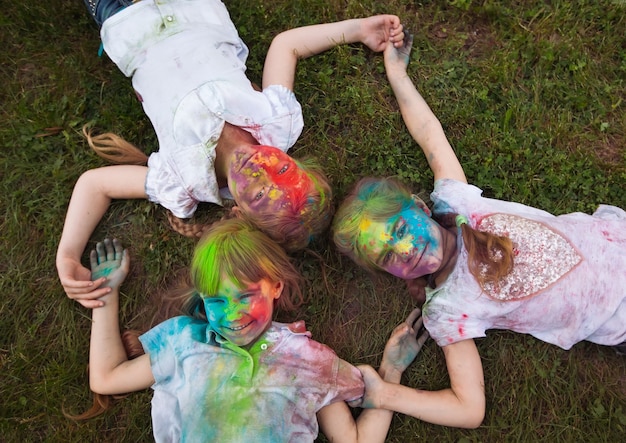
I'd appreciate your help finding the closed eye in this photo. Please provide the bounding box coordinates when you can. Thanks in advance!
[278,164,289,174]
[204,298,226,306]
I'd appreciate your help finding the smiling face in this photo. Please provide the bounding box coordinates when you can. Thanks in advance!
[203,276,282,347]
[357,204,445,279]
[227,145,313,216]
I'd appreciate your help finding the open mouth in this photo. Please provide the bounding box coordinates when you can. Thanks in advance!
[225,321,253,331]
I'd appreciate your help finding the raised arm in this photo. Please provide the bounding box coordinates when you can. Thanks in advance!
[56,165,148,307]
[262,15,405,91]
[361,338,485,429]
[88,238,154,395]
[383,36,467,183]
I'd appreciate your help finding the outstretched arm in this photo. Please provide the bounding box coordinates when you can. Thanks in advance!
[360,338,485,428]
[88,238,154,395]
[317,309,430,442]
[263,15,405,91]
[383,35,467,183]
[56,165,148,307]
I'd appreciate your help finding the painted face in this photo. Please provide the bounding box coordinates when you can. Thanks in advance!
[227,145,313,216]
[203,277,281,347]
[357,204,445,280]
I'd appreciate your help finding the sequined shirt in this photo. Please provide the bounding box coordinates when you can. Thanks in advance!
[100,0,304,218]
[423,179,626,350]
[140,317,364,442]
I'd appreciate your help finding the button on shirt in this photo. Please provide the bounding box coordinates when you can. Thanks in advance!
[140,317,365,442]
[101,0,304,218]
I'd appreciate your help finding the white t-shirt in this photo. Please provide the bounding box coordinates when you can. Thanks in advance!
[423,179,626,350]
[101,0,304,217]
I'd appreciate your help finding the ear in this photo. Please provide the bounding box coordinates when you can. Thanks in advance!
[272,281,284,300]
[230,206,244,219]
[411,194,432,217]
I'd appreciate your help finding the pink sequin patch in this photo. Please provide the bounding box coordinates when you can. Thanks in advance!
[476,213,582,301]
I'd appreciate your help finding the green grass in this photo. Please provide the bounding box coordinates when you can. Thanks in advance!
[1,0,625,441]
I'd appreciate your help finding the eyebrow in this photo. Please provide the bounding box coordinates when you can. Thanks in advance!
[374,218,399,265]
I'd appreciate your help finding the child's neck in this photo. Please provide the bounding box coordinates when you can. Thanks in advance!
[214,123,259,187]
[430,226,460,287]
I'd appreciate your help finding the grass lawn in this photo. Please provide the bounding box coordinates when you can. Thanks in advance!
[1,0,624,441]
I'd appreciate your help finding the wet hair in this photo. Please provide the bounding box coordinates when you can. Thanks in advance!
[239,157,334,253]
[332,177,513,291]
[83,126,333,252]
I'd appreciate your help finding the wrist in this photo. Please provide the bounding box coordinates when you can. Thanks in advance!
[378,361,403,383]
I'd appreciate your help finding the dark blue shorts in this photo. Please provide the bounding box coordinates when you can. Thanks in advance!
[84,0,134,27]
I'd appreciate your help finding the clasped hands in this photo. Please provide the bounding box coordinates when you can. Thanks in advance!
[351,308,429,409]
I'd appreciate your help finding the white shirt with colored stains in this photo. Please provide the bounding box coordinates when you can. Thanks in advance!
[140,318,364,442]
[424,179,626,350]
[101,0,304,218]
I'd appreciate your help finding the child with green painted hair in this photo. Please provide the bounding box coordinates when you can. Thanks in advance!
[82,218,427,442]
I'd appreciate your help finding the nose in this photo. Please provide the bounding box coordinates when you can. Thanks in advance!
[393,241,415,262]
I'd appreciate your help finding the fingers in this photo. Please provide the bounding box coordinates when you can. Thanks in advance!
[93,238,123,265]
[398,30,413,57]
[105,238,115,261]
[405,308,422,329]
[77,297,107,309]
[90,249,99,270]
[416,328,430,351]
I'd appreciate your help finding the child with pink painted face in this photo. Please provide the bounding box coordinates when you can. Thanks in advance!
[58,0,407,308]
[82,219,428,442]
[332,35,626,428]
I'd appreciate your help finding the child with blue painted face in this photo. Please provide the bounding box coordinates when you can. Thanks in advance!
[82,219,428,442]
[332,35,626,428]
[58,0,407,307]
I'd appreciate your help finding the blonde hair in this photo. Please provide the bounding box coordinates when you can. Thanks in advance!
[332,177,513,290]
[83,125,334,251]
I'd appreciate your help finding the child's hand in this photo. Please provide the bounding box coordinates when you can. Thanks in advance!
[381,308,429,375]
[58,256,111,307]
[349,365,385,409]
[90,238,129,292]
[383,30,413,77]
[359,15,405,53]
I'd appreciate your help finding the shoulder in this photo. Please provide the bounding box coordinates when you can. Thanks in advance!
[140,316,207,352]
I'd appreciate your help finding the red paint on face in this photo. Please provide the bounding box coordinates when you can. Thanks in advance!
[228,145,314,216]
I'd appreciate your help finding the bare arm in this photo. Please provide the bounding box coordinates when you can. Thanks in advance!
[316,362,402,443]
[56,165,148,307]
[317,309,430,442]
[262,15,405,91]
[383,37,467,183]
[88,239,154,395]
[361,339,485,429]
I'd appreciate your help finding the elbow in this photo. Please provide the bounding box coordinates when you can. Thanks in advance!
[461,409,484,429]
[458,397,485,429]
[89,372,115,396]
